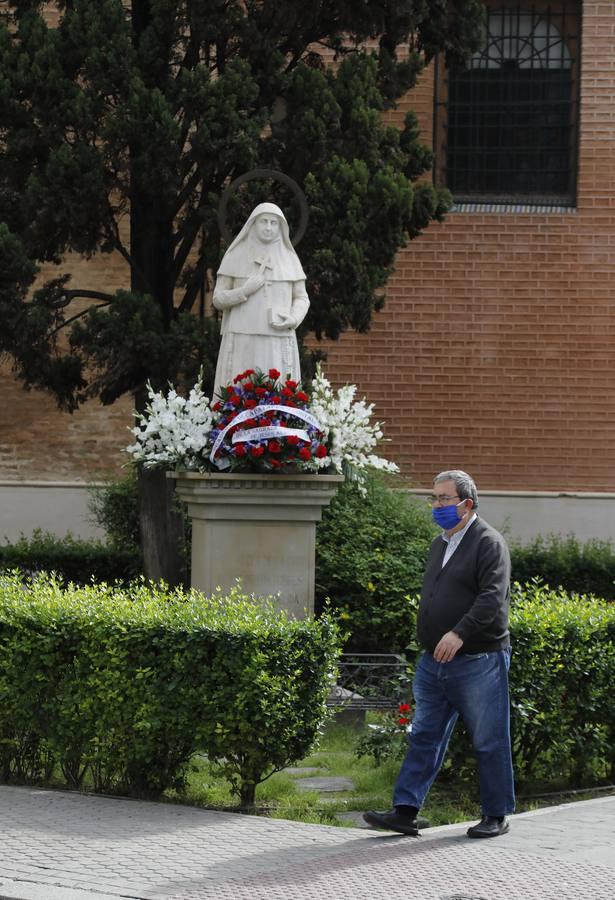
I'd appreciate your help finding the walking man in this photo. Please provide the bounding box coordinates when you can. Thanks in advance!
[364,470,515,839]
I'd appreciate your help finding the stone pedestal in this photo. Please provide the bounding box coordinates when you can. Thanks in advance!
[171,472,344,617]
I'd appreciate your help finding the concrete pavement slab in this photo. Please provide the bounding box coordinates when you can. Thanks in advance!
[0,884,126,900]
[0,785,613,899]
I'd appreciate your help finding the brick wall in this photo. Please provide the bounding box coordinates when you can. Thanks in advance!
[2,1,613,491]
[316,0,615,491]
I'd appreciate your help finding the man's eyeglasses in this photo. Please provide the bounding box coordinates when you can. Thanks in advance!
[429,494,461,506]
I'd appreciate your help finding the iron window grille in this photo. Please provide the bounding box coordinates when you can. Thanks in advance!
[434,2,581,206]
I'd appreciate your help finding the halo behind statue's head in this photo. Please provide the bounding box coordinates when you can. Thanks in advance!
[217,203,306,282]
[217,168,309,245]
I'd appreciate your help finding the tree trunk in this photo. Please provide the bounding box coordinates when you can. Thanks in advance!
[138,467,186,587]
[239,779,256,809]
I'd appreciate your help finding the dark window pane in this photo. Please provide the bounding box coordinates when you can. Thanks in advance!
[441,4,580,205]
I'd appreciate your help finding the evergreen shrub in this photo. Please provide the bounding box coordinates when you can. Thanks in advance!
[0,573,339,805]
[0,530,141,585]
[88,473,140,550]
[508,582,615,786]
[510,534,615,600]
[315,476,437,651]
[424,583,615,788]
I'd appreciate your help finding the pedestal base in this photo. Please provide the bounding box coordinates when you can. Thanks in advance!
[171,472,344,617]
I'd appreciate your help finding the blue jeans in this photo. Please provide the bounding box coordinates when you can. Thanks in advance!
[393,648,515,816]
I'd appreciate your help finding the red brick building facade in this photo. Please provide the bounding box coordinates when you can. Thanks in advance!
[1,1,613,493]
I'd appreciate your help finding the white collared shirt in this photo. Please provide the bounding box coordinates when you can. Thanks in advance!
[441,513,478,567]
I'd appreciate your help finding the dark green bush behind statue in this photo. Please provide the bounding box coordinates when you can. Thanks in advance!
[315,475,437,652]
[0,573,339,807]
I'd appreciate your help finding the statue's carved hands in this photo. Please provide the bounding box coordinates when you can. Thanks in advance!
[242,272,266,297]
[271,314,297,331]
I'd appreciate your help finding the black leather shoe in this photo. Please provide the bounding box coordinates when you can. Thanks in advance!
[467,815,510,838]
[362,810,420,836]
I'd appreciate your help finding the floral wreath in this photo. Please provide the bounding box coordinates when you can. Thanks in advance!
[126,365,398,493]
[209,368,327,473]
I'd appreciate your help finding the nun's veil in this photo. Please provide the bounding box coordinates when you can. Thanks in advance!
[217,203,306,281]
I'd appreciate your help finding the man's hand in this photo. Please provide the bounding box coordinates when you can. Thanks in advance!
[433,631,464,663]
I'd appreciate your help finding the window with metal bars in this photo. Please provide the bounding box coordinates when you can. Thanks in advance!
[434,2,581,206]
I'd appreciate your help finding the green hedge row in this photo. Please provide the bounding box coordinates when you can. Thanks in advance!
[509,582,615,786]
[0,531,141,586]
[438,583,615,789]
[0,573,339,806]
[358,583,615,790]
[510,534,615,600]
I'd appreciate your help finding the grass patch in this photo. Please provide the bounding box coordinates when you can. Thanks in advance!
[171,716,615,828]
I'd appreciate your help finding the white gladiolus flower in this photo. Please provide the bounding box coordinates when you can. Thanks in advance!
[309,365,399,494]
[124,366,398,490]
[125,380,214,469]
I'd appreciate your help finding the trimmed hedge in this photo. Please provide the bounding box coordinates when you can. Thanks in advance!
[508,582,615,786]
[0,531,141,585]
[357,584,615,789]
[510,534,615,600]
[437,583,615,788]
[0,573,339,806]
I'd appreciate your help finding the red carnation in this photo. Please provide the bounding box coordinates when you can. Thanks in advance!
[285,379,298,389]
[315,444,328,458]
[268,440,282,454]
[398,716,410,726]
[243,398,257,409]
[281,387,294,398]
[229,394,241,406]
[244,369,256,377]
[399,703,411,713]
[270,396,281,405]
[250,446,265,457]
[243,381,254,391]
[234,444,246,457]
[212,401,222,411]
[258,417,271,427]
[269,458,282,469]
[285,400,297,408]
[268,368,281,380]
[298,447,311,460]
[255,387,267,397]
[286,435,300,446]
[296,391,309,402]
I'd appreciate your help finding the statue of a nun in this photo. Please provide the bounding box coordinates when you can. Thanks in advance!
[212,202,309,398]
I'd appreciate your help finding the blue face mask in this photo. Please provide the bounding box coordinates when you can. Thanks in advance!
[432,501,465,530]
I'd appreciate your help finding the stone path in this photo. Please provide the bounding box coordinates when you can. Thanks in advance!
[293,775,356,793]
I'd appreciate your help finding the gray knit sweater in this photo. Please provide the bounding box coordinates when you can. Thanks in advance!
[416,517,511,654]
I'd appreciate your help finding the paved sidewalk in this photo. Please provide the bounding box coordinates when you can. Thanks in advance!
[0,786,614,900]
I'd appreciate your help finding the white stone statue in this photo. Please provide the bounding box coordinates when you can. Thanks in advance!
[212,202,309,398]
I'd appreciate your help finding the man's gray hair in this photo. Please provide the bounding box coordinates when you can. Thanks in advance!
[433,470,479,508]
